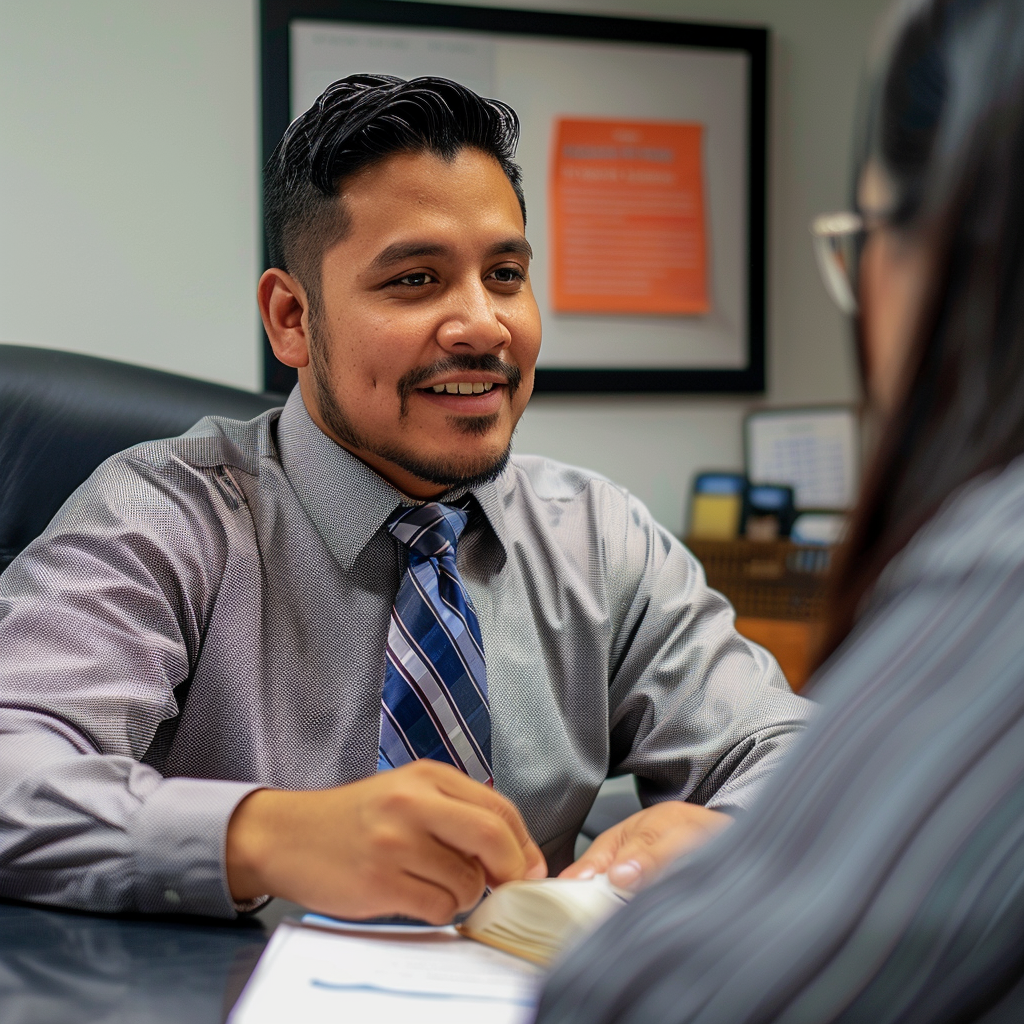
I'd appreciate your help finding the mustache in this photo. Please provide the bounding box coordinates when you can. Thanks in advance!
[398,355,522,404]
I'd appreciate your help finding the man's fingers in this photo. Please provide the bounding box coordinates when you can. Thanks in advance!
[414,761,547,878]
[431,762,538,842]
[406,839,488,915]
[558,823,626,879]
[428,800,536,886]
[523,844,548,879]
[558,803,734,889]
[606,806,731,891]
[386,872,465,926]
[605,830,664,890]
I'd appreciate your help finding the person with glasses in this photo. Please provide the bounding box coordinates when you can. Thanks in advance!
[536,0,1024,1020]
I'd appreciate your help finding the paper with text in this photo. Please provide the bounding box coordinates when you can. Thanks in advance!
[745,408,860,510]
[229,921,541,1024]
[550,118,709,316]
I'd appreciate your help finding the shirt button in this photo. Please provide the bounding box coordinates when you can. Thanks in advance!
[163,889,181,905]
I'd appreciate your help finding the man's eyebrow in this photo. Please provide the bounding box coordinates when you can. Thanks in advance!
[488,237,533,261]
[367,242,451,275]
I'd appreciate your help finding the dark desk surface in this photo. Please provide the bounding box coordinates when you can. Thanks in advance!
[0,896,306,1023]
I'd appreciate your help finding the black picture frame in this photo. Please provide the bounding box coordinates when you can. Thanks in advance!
[261,0,768,394]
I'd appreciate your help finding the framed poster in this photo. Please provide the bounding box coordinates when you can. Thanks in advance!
[261,0,768,393]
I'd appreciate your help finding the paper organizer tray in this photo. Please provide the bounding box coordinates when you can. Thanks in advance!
[685,539,831,622]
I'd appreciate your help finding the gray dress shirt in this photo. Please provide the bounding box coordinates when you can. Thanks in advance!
[0,388,811,918]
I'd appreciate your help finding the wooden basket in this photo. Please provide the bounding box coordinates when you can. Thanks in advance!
[684,539,831,622]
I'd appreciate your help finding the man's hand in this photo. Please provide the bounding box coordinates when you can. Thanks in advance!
[226,760,547,923]
[560,801,731,892]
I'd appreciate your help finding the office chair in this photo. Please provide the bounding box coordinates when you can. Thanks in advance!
[0,343,283,573]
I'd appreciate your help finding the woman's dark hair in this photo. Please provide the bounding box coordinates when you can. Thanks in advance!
[819,0,1024,663]
[263,74,524,313]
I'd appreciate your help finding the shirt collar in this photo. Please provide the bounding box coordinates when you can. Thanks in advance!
[275,386,509,570]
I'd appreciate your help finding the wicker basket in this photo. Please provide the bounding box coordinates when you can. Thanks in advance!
[685,538,831,621]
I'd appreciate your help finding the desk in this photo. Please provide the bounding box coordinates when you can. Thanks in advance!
[0,782,638,1021]
[0,896,304,1023]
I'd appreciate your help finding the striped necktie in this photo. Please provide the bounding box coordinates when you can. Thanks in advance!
[377,502,493,785]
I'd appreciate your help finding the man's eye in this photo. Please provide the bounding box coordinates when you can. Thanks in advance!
[393,273,435,287]
[491,267,525,284]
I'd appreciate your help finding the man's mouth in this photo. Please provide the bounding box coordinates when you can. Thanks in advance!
[397,356,521,417]
[426,382,497,395]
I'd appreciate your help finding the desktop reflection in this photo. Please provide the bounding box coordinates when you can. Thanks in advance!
[0,900,269,1023]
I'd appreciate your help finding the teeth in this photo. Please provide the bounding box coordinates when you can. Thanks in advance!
[429,382,495,394]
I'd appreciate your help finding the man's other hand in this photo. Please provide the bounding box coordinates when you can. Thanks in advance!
[559,802,731,892]
[225,760,547,923]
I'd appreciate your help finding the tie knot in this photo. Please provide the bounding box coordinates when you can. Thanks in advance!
[388,502,468,560]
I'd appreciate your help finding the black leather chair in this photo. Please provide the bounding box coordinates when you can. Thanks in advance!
[0,344,284,573]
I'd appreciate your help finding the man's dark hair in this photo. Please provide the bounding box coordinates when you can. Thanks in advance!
[263,74,525,312]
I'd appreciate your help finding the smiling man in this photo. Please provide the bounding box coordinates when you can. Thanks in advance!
[0,76,811,921]
[264,144,539,499]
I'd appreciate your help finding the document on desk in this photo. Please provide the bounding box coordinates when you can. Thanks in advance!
[229,920,542,1024]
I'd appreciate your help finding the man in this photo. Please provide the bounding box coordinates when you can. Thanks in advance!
[0,75,810,922]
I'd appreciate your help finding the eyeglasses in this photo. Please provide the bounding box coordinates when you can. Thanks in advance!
[810,212,866,316]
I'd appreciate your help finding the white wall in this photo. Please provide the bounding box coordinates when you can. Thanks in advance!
[0,0,888,534]
[0,1,262,391]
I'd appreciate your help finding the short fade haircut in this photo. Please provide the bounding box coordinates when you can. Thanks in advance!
[263,74,525,312]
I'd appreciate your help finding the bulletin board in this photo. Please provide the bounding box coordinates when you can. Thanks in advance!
[261,0,768,394]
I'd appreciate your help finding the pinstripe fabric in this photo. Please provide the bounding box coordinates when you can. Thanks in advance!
[0,387,810,918]
[378,502,492,783]
[537,457,1024,1024]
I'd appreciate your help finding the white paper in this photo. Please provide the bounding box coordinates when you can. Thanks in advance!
[745,407,859,510]
[229,921,541,1024]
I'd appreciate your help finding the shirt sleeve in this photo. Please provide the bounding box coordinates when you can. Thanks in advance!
[605,490,814,813]
[0,451,259,918]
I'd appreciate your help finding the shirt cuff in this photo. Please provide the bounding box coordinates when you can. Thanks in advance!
[129,776,263,918]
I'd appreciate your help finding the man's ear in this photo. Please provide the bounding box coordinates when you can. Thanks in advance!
[258,268,312,369]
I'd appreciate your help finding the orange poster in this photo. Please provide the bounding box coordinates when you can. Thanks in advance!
[550,118,709,316]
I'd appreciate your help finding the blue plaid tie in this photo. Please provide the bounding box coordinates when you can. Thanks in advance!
[378,502,493,785]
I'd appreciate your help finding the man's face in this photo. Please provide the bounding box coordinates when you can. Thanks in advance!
[302,147,541,498]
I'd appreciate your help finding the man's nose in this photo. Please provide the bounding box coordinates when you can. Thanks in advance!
[435,283,512,352]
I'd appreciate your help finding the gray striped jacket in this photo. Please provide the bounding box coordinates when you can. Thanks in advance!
[538,455,1024,1024]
